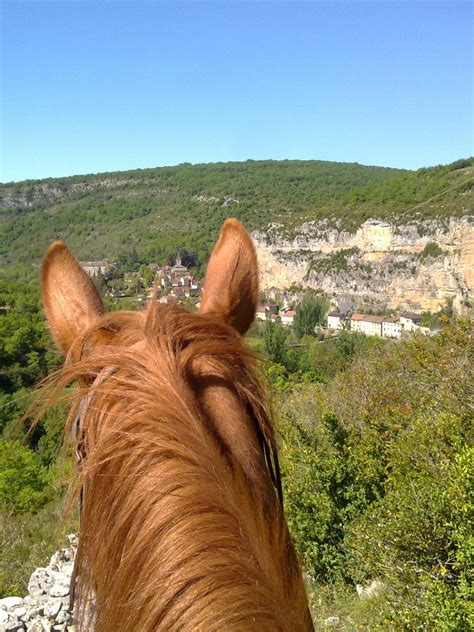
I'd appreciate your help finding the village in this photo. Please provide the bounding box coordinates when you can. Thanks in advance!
[255,304,431,339]
[80,255,203,307]
[79,258,434,340]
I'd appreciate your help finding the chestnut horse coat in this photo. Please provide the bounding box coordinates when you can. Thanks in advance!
[40,219,314,631]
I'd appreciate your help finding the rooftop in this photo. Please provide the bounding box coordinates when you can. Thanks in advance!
[351,313,385,323]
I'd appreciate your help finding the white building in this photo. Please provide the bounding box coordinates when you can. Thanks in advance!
[382,318,402,339]
[255,304,280,322]
[400,313,422,332]
[80,260,110,277]
[327,312,344,330]
[350,313,384,337]
[281,310,296,326]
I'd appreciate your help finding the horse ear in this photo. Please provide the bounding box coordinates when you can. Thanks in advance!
[41,241,104,353]
[200,219,258,334]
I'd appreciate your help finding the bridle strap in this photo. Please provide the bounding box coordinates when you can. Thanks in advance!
[69,366,117,610]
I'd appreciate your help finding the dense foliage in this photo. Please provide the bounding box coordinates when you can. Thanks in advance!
[293,293,329,337]
[277,320,473,629]
[0,277,73,595]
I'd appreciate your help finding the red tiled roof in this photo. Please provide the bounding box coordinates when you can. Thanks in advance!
[351,313,384,323]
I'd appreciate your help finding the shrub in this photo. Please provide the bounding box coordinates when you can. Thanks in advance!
[0,440,50,514]
[420,241,443,260]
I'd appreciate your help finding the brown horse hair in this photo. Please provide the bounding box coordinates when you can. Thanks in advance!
[38,301,314,631]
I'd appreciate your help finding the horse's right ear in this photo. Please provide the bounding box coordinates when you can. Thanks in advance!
[200,219,258,334]
[41,241,104,353]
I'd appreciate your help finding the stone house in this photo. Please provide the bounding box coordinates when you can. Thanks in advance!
[350,313,384,336]
[281,310,296,326]
[400,313,422,331]
[327,312,345,330]
[255,304,280,322]
[80,260,110,276]
[382,318,402,339]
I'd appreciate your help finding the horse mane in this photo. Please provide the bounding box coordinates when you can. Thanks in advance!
[42,301,312,631]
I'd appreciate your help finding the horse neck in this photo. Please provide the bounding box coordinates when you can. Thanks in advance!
[74,337,312,631]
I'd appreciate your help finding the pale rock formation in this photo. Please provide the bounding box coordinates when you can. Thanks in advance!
[0,536,77,632]
[252,217,474,314]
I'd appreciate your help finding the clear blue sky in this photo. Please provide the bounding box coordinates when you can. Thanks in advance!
[1,1,473,182]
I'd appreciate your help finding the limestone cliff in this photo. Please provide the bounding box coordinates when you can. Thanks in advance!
[252,217,474,314]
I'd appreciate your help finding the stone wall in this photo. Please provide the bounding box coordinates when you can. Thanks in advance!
[0,536,77,632]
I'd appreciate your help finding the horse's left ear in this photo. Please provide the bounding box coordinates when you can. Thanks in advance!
[200,219,258,334]
[41,241,105,353]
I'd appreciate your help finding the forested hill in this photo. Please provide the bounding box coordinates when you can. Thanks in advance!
[1,157,473,270]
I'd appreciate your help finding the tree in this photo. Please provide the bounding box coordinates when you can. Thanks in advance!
[293,293,329,338]
[263,321,287,365]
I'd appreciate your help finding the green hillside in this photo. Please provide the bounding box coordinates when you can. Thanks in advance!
[1,158,472,271]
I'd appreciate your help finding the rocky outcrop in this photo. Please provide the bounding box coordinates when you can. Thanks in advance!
[0,536,77,632]
[252,217,474,314]
[0,179,167,210]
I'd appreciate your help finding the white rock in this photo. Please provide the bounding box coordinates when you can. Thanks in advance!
[11,610,26,621]
[0,610,9,624]
[27,570,50,598]
[0,600,23,612]
[54,613,65,626]
[26,618,43,632]
[66,535,78,549]
[356,579,384,598]
[324,616,340,627]
[57,565,73,578]
[48,585,69,599]
[43,599,63,620]
[0,616,24,632]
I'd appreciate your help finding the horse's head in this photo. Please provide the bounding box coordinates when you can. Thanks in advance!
[39,219,312,631]
[41,217,276,491]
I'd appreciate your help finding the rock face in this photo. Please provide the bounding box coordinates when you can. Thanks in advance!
[0,536,77,632]
[252,217,474,314]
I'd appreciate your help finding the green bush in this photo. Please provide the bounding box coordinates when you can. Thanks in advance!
[0,440,50,514]
[293,293,329,337]
[420,241,444,260]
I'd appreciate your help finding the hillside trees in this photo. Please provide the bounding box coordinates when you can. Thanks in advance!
[0,440,50,514]
[0,278,60,393]
[2,157,471,270]
[278,319,473,629]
